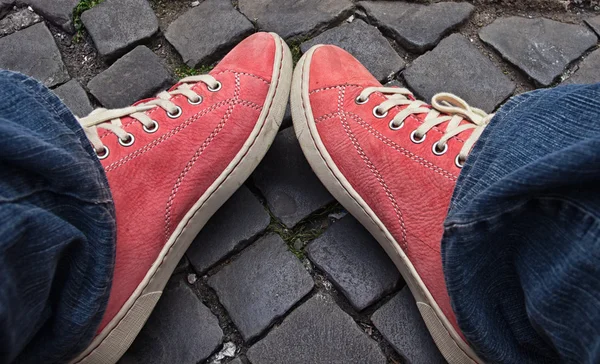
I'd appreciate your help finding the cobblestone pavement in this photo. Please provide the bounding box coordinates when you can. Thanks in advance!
[1,0,599,363]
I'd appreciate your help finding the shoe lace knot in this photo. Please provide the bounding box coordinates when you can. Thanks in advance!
[357,87,494,167]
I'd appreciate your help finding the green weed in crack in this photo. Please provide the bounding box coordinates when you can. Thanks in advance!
[72,0,104,42]
[174,64,215,79]
[266,201,344,260]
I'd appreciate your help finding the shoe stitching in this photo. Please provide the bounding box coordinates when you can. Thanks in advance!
[299,57,428,300]
[337,86,409,249]
[300,59,477,364]
[315,111,458,181]
[163,73,241,239]
[346,112,459,181]
[104,99,229,172]
[76,35,286,363]
[215,69,270,84]
[309,84,362,94]
[310,85,467,144]
[315,111,341,123]
[97,73,267,140]
[103,99,260,173]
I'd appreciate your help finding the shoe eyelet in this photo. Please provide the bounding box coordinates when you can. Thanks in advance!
[143,120,159,133]
[373,107,388,119]
[96,146,109,160]
[167,106,183,119]
[389,119,404,131]
[187,96,203,105]
[118,133,135,147]
[432,141,448,156]
[410,130,426,144]
[355,95,369,105]
[455,154,465,168]
[208,81,222,92]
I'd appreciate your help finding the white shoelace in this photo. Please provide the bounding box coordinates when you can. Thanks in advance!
[356,87,494,167]
[78,75,221,159]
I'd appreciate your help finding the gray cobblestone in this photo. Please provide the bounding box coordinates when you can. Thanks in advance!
[208,234,314,341]
[121,278,223,364]
[0,7,41,37]
[247,294,387,364]
[19,0,78,32]
[301,19,405,82]
[371,287,446,364]
[480,16,598,86]
[186,186,270,274]
[404,34,515,112]
[307,215,401,311]
[166,0,253,68]
[4,2,596,362]
[81,0,159,60]
[585,15,600,36]
[360,1,474,53]
[0,22,69,87]
[252,127,334,228]
[53,80,93,117]
[88,45,174,108]
[565,48,600,85]
[238,0,354,40]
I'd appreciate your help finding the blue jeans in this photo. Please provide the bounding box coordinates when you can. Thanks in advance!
[0,70,598,364]
[0,71,116,364]
[443,83,600,364]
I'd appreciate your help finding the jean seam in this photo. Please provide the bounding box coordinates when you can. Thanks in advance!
[445,195,600,229]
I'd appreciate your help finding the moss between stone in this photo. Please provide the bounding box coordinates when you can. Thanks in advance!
[267,202,343,260]
[72,0,104,42]
[174,64,214,79]
[287,36,310,66]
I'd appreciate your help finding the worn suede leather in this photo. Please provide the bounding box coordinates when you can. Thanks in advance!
[308,46,465,338]
[96,32,276,331]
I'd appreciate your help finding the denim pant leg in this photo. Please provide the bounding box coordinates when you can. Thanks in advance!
[0,71,116,364]
[442,83,600,364]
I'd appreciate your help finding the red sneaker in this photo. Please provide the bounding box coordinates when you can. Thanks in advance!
[291,45,491,364]
[71,32,292,363]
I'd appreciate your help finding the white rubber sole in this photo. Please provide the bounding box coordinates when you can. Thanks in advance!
[70,33,293,364]
[291,45,484,364]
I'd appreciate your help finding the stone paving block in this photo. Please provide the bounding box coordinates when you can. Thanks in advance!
[175,255,190,274]
[307,215,401,311]
[53,80,94,117]
[186,186,270,274]
[0,7,41,37]
[121,278,223,364]
[359,1,474,53]
[166,0,253,68]
[208,234,314,341]
[0,0,14,19]
[479,16,598,87]
[371,287,446,364]
[88,46,174,108]
[19,0,78,32]
[252,127,334,228]
[238,0,354,40]
[0,22,69,87]
[565,48,600,85]
[585,15,600,36]
[404,34,515,113]
[301,19,405,82]
[81,0,159,60]
[247,294,387,364]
